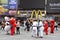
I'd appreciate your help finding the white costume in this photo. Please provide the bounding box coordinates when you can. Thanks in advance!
[32,21,38,37]
[39,21,44,37]
[4,16,9,22]
[4,22,11,32]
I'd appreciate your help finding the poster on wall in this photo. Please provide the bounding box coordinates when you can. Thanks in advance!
[9,10,16,15]
[2,5,8,15]
[0,0,8,15]
[8,0,17,9]
[46,0,60,13]
[2,4,8,9]
[0,5,8,15]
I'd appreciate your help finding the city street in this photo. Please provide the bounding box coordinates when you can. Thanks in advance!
[0,0,60,40]
[0,27,60,40]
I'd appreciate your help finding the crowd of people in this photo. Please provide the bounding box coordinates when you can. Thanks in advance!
[22,18,58,38]
[1,16,20,35]
[0,16,58,38]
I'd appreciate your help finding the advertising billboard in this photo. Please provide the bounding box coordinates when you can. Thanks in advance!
[8,0,17,9]
[0,0,8,15]
[46,0,60,13]
[9,10,16,15]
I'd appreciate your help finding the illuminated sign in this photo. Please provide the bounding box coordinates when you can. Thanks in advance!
[46,0,60,13]
[30,10,46,19]
[8,0,17,9]
[9,10,16,15]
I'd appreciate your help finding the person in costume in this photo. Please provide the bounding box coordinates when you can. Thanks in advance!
[39,20,44,38]
[44,20,48,35]
[32,20,38,37]
[50,19,54,33]
[9,17,16,35]
[4,21,11,34]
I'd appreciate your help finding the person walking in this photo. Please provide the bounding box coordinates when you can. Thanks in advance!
[9,17,16,35]
[25,19,30,31]
[44,20,48,35]
[50,19,54,33]
[4,21,11,34]
[16,20,20,34]
[54,21,58,31]
[1,20,5,30]
[39,20,44,38]
[32,20,38,37]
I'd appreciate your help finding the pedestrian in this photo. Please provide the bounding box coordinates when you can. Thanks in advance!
[4,16,10,22]
[9,16,16,35]
[50,19,54,33]
[4,21,11,35]
[29,19,33,30]
[25,19,30,31]
[39,20,44,38]
[44,20,48,35]
[32,20,38,37]
[4,16,10,30]
[54,21,58,31]
[16,20,20,34]
[1,20,5,30]
[24,20,27,31]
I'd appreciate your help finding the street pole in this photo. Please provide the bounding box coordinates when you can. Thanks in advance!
[15,0,18,17]
[45,0,47,15]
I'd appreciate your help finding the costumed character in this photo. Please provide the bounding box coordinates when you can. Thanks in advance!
[39,20,44,38]
[9,17,16,35]
[44,20,48,35]
[50,19,54,33]
[32,20,38,37]
[4,21,11,34]
[4,16,9,22]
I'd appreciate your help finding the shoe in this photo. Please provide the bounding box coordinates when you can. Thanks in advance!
[40,36,43,38]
